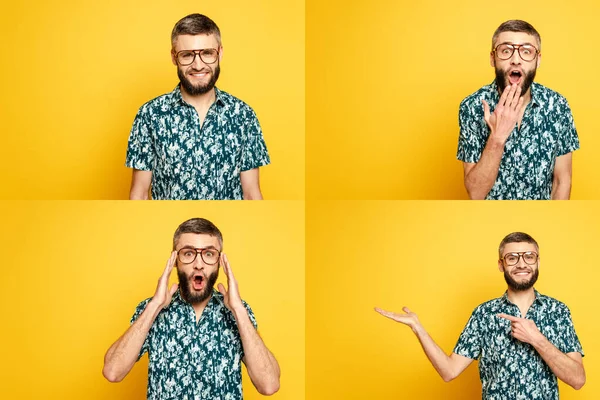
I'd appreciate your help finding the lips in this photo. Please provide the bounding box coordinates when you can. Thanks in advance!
[188,69,210,79]
[508,69,523,85]
[513,270,531,277]
[191,273,206,291]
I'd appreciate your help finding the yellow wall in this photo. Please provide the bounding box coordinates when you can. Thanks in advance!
[0,201,305,399]
[0,0,304,200]
[306,200,599,399]
[306,0,600,199]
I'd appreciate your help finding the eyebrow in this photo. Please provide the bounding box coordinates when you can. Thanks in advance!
[177,245,220,251]
[498,41,536,47]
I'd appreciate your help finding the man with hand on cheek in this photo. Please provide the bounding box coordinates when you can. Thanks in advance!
[457,20,579,200]
[102,218,280,399]
[376,232,585,399]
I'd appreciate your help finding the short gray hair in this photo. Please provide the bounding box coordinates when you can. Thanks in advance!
[498,232,539,259]
[171,14,221,49]
[492,20,541,51]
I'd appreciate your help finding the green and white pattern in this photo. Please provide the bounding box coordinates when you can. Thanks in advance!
[457,81,579,200]
[131,290,258,400]
[454,290,583,400]
[126,86,270,200]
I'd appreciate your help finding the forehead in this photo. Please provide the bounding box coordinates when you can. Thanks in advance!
[174,34,220,51]
[502,241,538,255]
[495,31,538,48]
[176,233,221,250]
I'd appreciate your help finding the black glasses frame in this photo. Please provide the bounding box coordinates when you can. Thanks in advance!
[493,43,540,62]
[177,247,221,265]
[501,251,539,266]
[174,48,220,66]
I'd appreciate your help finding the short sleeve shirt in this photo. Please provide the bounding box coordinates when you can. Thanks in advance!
[457,82,580,199]
[130,290,258,400]
[125,86,270,200]
[453,290,584,400]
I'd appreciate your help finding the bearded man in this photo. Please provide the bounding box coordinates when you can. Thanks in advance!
[457,20,579,200]
[102,218,280,399]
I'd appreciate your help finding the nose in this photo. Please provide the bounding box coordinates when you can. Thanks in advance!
[509,49,521,65]
[192,53,207,70]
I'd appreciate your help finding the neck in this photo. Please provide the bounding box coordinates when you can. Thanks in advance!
[506,287,536,310]
[180,85,216,110]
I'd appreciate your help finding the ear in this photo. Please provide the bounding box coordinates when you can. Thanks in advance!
[490,51,495,68]
[536,53,541,69]
[171,50,177,66]
[498,260,504,273]
[218,46,224,62]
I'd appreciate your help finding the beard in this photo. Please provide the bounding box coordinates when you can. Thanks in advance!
[177,268,219,304]
[503,267,539,291]
[178,64,221,96]
[495,65,536,97]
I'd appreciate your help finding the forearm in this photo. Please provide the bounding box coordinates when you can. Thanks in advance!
[103,301,161,382]
[243,188,263,200]
[464,136,506,199]
[551,177,571,200]
[533,337,585,389]
[233,307,280,395]
[412,325,457,382]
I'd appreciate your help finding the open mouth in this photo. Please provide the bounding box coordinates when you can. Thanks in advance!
[192,274,205,291]
[508,70,522,85]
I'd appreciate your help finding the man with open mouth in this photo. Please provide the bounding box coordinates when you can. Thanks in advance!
[126,14,270,200]
[102,218,280,399]
[457,20,579,200]
[376,232,585,399]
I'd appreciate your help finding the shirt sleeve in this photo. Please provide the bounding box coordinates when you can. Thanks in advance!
[125,106,154,171]
[453,307,482,360]
[241,108,271,171]
[129,298,153,361]
[457,99,487,164]
[552,304,584,356]
[556,97,580,157]
[242,300,258,330]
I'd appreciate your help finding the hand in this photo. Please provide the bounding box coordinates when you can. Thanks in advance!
[217,253,245,313]
[497,313,545,345]
[150,251,179,310]
[375,306,422,332]
[482,83,524,142]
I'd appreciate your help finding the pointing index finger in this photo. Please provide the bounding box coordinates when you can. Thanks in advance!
[497,313,520,322]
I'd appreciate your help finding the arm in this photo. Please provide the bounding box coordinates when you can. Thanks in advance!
[102,253,179,382]
[551,153,572,200]
[218,254,280,395]
[375,307,473,382]
[129,169,152,200]
[463,84,524,199]
[240,168,263,200]
[498,314,585,389]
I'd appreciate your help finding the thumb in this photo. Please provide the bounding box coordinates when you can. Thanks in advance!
[169,283,179,296]
[482,99,491,124]
[402,306,412,314]
[217,283,227,296]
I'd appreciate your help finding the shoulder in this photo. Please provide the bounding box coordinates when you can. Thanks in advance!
[532,82,571,109]
[460,83,495,112]
[471,296,505,316]
[216,87,258,116]
[536,292,571,313]
[137,89,179,116]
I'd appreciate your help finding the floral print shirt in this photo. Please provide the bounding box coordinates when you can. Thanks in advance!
[457,82,579,199]
[453,290,584,400]
[131,290,257,400]
[125,86,270,200]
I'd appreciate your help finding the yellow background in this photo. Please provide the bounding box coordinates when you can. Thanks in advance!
[306,0,600,199]
[0,0,304,199]
[306,200,599,399]
[0,201,305,399]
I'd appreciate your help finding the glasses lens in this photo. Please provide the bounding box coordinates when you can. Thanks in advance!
[178,51,196,66]
[201,249,219,264]
[504,253,519,265]
[496,44,514,60]
[178,249,197,264]
[518,45,537,61]
[199,49,218,64]
[523,252,538,264]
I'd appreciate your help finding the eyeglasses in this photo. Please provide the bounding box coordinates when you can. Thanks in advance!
[493,43,539,62]
[177,247,221,265]
[501,251,539,266]
[175,48,220,66]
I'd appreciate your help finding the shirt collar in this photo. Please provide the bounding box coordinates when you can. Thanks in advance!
[501,288,542,305]
[169,84,226,107]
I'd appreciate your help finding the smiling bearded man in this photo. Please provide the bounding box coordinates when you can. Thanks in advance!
[456,20,580,200]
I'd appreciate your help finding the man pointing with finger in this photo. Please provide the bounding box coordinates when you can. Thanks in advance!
[102,218,280,399]
[457,20,579,200]
[375,232,585,399]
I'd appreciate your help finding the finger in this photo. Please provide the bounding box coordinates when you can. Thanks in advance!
[516,94,525,112]
[509,85,522,109]
[482,100,491,124]
[505,84,518,107]
[164,251,177,275]
[402,306,412,314]
[497,313,519,322]
[217,283,227,296]
[169,283,179,296]
[499,83,512,106]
